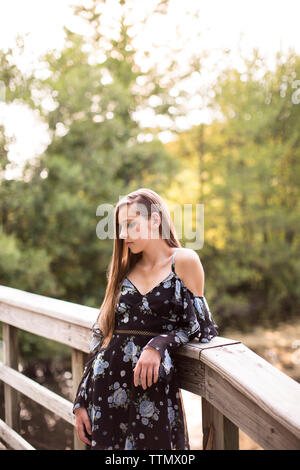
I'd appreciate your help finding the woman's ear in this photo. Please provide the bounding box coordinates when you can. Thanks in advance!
[149,213,160,239]
[153,212,161,227]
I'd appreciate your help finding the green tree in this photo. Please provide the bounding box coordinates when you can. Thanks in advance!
[0,0,203,308]
[170,48,300,330]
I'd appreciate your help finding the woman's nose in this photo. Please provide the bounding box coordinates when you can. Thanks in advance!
[119,228,128,239]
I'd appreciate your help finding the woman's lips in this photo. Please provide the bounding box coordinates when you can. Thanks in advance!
[125,241,133,245]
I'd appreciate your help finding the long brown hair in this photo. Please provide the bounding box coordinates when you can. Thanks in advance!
[97,188,182,348]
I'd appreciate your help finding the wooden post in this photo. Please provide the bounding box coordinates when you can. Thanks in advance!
[202,396,239,450]
[72,348,87,450]
[3,324,20,433]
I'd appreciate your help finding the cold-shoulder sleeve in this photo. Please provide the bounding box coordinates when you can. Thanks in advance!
[141,279,218,383]
[72,322,104,414]
[192,293,219,343]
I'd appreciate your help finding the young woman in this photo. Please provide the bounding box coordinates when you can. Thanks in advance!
[73,188,218,450]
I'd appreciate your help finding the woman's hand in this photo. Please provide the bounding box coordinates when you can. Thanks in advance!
[133,346,161,389]
[74,407,92,446]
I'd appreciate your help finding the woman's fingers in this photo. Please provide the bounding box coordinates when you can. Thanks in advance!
[134,363,149,389]
[77,421,92,446]
[133,349,161,389]
[147,365,155,388]
[83,413,92,437]
[75,409,92,445]
[133,362,141,387]
[134,364,157,389]
[140,365,147,389]
[153,364,159,384]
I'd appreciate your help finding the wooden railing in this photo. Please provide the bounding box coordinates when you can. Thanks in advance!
[0,285,299,450]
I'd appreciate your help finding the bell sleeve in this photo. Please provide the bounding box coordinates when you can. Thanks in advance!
[141,280,218,383]
[72,321,104,414]
[192,294,219,343]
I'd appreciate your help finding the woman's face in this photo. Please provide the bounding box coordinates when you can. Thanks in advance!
[118,202,160,252]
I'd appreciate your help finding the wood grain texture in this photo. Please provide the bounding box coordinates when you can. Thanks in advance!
[0,418,35,450]
[0,304,93,353]
[0,363,74,426]
[72,349,87,450]
[3,324,20,432]
[1,285,300,450]
[202,397,239,450]
[201,343,300,441]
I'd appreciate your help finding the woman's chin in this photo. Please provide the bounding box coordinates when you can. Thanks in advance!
[127,244,142,253]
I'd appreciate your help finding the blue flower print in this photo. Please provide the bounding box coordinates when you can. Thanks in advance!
[121,337,141,365]
[193,296,205,320]
[167,398,182,429]
[139,297,152,315]
[124,341,137,356]
[117,302,131,324]
[168,405,175,425]
[89,324,104,353]
[125,434,135,449]
[161,349,173,376]
[174,330,189,344]
[89,404,102,422]
[72,249,218,450]
[134,393,160,429]
[139,400,155,418]
[77,374,89,400]
[162,279,173,290]
[92,353,110,378]
[107,381,129,409]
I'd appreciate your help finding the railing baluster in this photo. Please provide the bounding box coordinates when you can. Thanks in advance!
[72,348,87,450]
[3,324,20,435]
[0,286,299,450]
[202,396,239,450]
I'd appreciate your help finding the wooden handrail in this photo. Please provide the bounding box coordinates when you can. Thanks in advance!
[0,285,300,450]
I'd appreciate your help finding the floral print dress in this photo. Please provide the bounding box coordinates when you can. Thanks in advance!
[72,248,218,450]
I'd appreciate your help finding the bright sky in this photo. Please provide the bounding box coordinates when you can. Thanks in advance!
[0,0,299,179]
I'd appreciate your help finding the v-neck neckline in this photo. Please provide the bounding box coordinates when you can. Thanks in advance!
[125,271,174,297]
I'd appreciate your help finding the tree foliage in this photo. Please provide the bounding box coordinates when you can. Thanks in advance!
[0,4,299,359]
[168,48,300,330]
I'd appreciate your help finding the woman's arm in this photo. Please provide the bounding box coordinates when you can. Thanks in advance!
[141,250,218,379]
[72,320,104,414]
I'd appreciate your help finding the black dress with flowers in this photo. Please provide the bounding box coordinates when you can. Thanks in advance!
[72,248,218,450]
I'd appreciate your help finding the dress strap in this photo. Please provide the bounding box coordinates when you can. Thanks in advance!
[171,248,179,273]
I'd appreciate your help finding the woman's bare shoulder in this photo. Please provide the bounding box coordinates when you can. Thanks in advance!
[174,248,204,296]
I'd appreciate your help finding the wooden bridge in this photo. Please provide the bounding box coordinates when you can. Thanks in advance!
[0,285,299,450]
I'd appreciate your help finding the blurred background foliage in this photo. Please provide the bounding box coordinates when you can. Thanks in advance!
[0,0,299,365]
